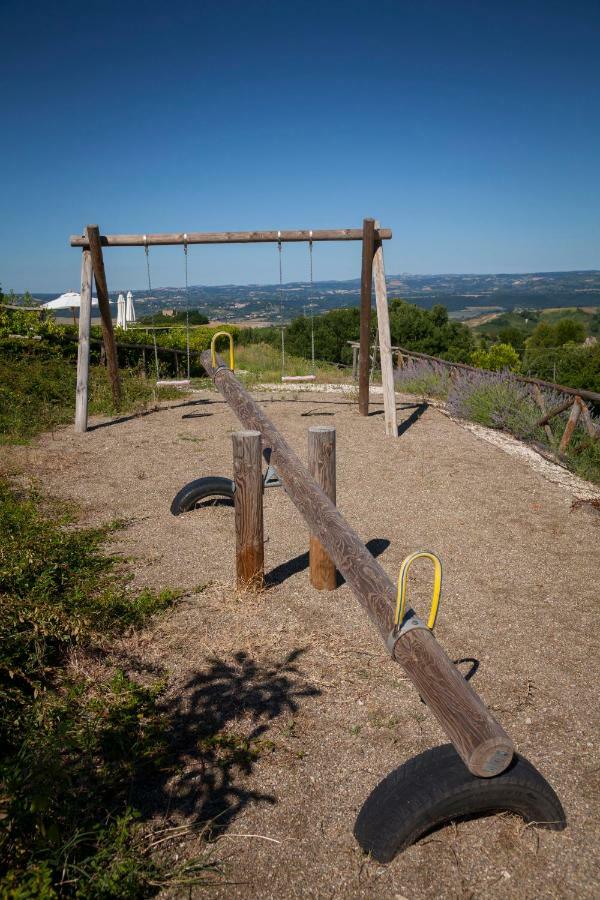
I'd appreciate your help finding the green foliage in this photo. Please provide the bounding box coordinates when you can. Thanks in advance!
[497,326,527,350]
[0,482,181,896]
[388,300,474,361]
[0,354,183,446]
[470,343,521,372]
[522,343,600,393]
[138,309,209,326]
[0,301,62,341]
[527,317,585,348]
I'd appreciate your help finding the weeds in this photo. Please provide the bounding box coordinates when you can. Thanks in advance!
[0,481,183,896]
[0,355,184,445]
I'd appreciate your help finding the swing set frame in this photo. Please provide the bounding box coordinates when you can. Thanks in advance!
[70,219,396,434]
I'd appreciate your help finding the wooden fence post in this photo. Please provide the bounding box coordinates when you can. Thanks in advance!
[358,218,375,415]
[559,398,583,453]
[74,250,93,432]
[86,225,121,408]
[372,223,398,437]
[308,426,337,590]
[232,430,264,590]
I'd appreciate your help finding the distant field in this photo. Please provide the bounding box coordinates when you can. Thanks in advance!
[472,306,599,339]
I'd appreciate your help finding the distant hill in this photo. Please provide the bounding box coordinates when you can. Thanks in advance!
[29,270,600,324]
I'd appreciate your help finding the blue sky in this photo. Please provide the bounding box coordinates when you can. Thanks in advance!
[1,0,599,292]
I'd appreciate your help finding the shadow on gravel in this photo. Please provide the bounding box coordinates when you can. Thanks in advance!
[265,537,390,588]
[137,648,320,835]
[397,402,428,437]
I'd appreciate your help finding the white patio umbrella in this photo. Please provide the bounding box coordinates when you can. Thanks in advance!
[117,293,127,330]
[42,291,100,326]
[125,290,136,323]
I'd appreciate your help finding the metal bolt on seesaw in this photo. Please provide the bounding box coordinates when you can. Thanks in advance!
[173,351,566,860]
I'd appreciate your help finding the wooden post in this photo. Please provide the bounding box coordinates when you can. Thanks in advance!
[531,385,553,442]
[86,225,121,408]
[74,250,93,433]
[352,344,359,381]
[232,430,264,590]
[559,398,583,452]
[308,426,337,590]
[358,218,375,415]
[372,225,398,436]
[578,399,599,441]
[202,351,514,777]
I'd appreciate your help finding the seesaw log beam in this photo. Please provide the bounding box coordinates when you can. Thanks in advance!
[201,350,514,778]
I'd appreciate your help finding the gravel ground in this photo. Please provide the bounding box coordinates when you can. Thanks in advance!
[5,388,599,899]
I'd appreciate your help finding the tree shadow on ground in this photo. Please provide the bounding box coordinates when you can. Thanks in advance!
[265,538,390,588]
[135,648,320,835]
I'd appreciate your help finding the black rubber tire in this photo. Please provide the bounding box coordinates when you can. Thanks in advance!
[170,476,235,515]
[354,744,566,863]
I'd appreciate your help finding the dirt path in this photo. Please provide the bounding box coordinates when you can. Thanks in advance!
[5,389,599,898]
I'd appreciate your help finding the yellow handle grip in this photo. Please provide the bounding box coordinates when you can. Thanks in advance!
[210,331,235,371]
[395,551,442,631]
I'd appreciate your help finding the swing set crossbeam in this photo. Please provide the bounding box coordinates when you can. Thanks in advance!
[70,227,392,248]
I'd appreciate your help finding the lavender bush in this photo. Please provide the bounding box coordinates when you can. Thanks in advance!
[394,360,450,400]
[447,369,546,442]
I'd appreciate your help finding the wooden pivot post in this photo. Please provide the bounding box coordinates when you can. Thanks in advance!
[308,426,337,590]
[86,225,121,408]
[559,397,583,453]
[373,222,398,436]
[232,430,264,590]
[74,250,93,432]
[202,351,514,777]
[358,218,376,416]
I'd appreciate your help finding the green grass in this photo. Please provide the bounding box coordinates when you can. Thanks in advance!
[0,355,185,445]
[0,480,209,897]
[234,342,346,385]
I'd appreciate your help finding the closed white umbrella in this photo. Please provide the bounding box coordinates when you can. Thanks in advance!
[125,290,136,323]
[117,293,126,330]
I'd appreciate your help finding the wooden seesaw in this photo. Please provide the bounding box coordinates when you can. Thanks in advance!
[200,350,566,860]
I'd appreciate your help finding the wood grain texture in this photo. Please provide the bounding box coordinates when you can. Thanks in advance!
[233,431,264,590]
[531,385,554,442]
[70,227,392,247]
[358,218,376,416]
[372,226,398,437]
[559,398,582,452]
[308,427,337,590]
[578,399,600,441]
[202,350,514,777]
[86,225,121,407]
[74,250,92,433]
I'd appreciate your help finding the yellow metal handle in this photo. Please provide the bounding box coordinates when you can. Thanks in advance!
[210,331,235,371]
[394,551,442,632]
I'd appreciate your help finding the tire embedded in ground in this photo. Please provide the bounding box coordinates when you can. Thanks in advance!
[354,743,566,863]
[170,476,235,515]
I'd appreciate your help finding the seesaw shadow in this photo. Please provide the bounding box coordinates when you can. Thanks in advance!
[265,538,390,588]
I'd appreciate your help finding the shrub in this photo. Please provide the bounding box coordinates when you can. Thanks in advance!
[470,343,521,372]
[394,360,450,399]
[447,369,545,441]
[0,482,181,895]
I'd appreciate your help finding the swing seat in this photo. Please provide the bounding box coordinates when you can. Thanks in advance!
[281,375,316,383]
[156,379,191,387]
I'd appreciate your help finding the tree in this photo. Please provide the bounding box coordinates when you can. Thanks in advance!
[498,326,527,350]
[555,318,585,345]
[471,343,521,372]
